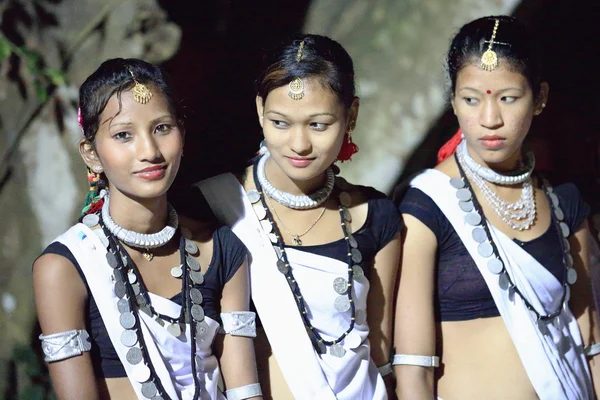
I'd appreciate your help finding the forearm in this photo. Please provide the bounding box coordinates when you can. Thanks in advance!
[220,334,262,399]
[394,366,435,400]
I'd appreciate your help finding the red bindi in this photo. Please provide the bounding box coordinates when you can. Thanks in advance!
[486,90,492,94]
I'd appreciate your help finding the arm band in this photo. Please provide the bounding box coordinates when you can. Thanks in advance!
[392,354,439,368]
[220,311,256,338]
[585,343,600,358]
[225,382,262,400]
[39,329,92,362]
[377,362,393,377]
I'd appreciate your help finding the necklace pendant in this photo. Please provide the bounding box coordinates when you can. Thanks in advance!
[292,235,302,246]
[143,250,154,262]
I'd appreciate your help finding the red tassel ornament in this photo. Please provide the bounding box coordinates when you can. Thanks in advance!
[336,133,359,162]
[437,129,463,164]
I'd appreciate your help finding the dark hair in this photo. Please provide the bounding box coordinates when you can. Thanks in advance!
[447,16,544,97]
[79,58,184,143]
[255,34,356,109]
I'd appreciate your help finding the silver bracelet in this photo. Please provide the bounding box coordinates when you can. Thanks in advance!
[584,343,600,358]
[39,329,92,362]
[220,311,256,338]
[378,362,393,377]
[226,382,262,400]
[392,354,439,368]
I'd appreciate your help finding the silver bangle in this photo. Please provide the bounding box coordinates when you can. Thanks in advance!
[220,311,256,338]
[378,362,393,376]
[39,329,92,362]
[226,382,262,400]
[584,343,600,358]
[392,354,439,368]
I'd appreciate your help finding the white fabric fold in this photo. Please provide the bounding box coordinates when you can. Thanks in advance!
[56,224,224,400]
[411,169,592,400]
[196,173,387,399]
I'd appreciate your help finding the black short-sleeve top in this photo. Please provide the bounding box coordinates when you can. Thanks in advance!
[398,182,589,322]
[40,225,247,378]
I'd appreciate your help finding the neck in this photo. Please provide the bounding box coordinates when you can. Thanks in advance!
[466,143,523,174]
[264,156,327,196]
[107,190,170,234]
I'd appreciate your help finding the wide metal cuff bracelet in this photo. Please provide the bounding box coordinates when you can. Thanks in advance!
[225,382,262,400]
[392,354,439,368]
[39,329,92,362]
[220,311,256,338]
[584,342,600,358]
[378,362,393,376]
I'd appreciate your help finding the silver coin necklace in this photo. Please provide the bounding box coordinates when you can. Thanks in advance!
[95,213,207,400]
[252,162,361,358]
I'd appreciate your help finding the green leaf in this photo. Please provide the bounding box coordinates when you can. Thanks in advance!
[0,39,11,64]
[34,80,48,102]
[44,68,66,86]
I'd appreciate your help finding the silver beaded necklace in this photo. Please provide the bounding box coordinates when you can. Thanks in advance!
[456,141,536,231]
[256,151,335,210]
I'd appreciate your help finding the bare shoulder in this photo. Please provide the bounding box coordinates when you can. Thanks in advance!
[33,252,83,290]
[435,155,460,178]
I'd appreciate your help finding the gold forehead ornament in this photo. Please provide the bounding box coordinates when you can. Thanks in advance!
[481,19,500,72]
[288,40,306,101]
[127,67,153,104]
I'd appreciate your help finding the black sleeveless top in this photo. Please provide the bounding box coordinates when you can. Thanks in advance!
[41,225,247,378]
[398,182,589,322]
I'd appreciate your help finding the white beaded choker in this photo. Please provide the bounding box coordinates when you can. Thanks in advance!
[101,195,178,249]
[458,140,535,185]
[256,151,335,210]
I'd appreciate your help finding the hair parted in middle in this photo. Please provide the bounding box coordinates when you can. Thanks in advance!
[255,33,356,110]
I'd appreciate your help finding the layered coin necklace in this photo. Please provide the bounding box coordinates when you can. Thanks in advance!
[453,151,577,331]
[82,197,209,400]
[250,159,364,357]
[456,140,536,231]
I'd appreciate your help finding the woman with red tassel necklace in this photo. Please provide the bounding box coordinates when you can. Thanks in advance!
[393,16,599,399]
[195,34,402,399]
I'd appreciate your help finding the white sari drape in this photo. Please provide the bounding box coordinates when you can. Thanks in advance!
[56,224,224,400]
[411,169,592,400]
[196,173,387,400]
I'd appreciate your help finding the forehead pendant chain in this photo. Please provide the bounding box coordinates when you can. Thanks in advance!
[288,40,306,100]
[481,19,500,72]
[127,67,153,104]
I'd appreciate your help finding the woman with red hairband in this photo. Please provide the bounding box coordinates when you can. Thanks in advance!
[393,16,599,399]
[195,34,402,399]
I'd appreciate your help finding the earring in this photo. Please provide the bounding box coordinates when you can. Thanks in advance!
[336,124,359,163]
[93,165,103,173]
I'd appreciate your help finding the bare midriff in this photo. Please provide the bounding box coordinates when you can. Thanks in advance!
[437,316,538,400]
[255,327,295,400]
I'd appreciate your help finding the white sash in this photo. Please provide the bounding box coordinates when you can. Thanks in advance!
[411,169,593,400]
[56,224,224,400]
[196,174,338,399]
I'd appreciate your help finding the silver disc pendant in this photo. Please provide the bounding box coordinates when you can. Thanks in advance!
[563,238,571,252]
[154,316,165,327]
[343,208,352,222]
[477,242,494,258]
[128,272,137,284]
[190,288,203,304]
[120,312,136,329]
[499,273,511,290]
[277,259,289,274]
[131,363,151,383]
[559,222,570,238]
[253,204,267,220]
[185,239,199,255]
[334,296,351,312]
[450,177,465,189]
[459,201,474,212]
[141,381,158,398]
[351,248,363,263]
[465,212,482,226]
[191,304,205,321]
[565,254,574,268]
[93,229,109,248]
[549,193,559,207]
[114,281,127,298]
[196,320,209,339]
[170,265,183,278]
[166,323,182,337]
[537,318,548,336]
[190,271,204,284]
[261,219,273,233]
[487,258,504,274]
[106,252,118,268]
[246,190,261,204]
[136,294,147,307]
[352,265,364,279]
[126,347,143,365]
[345,331,362,349]
[187,256,201,272]
[329,343,346,358]
[554,207,564,221]
[82,213,100,227]
[348,235,358,249]
[333,277,348,294]
[132,283,141,295]
[121,329,138,347]
[567,268,578,285]
[268,233,278,244]
[117,298,130,313]
[456,188,472,201]
[472,228,487,243]
[565,285,571,302]
[339,192,352,207]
